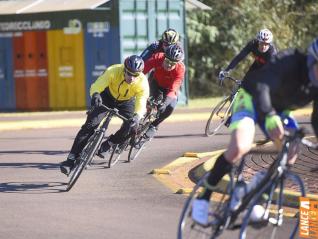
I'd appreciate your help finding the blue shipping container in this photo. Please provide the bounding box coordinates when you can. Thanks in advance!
[84,21,113,106]
[0,33,15,111]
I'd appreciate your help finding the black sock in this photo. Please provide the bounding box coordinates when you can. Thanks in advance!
[199,153,233,200]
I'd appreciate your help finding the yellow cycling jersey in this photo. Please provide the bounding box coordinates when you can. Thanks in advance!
[90,64,149,117]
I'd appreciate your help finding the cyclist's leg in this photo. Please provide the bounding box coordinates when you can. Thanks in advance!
[68,89,115,160]
[192,89,256,225]
[146,96,177,138]
[198,119,256,201]
[152,98,177,127]
[105,98,135,147]
[60,106,108,174]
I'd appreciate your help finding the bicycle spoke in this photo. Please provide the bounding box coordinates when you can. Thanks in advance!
[205,96,232,136]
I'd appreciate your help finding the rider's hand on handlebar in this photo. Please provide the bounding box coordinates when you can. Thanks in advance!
[158,96,173,113]
[265,114,284,148]
[218,70,228,86]
[91,92,103,107]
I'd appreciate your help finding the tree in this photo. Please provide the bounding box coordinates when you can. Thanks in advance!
[187,0,318,97]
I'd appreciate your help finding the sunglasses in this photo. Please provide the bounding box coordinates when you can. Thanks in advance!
[164,57,178,67]
[259,41,270,47]
[125,68,140,77]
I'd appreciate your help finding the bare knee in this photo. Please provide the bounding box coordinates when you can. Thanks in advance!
[224,143,251,163]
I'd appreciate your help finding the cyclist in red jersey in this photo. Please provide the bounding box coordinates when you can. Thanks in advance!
[143,44,185,138]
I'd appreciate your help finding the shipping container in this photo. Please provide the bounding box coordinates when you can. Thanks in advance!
[0,33,15,111]
[0,0,189,111]
[47,29,86,110]
[116,0,187,104]
[13,31,49,111]
[84,21,112,106]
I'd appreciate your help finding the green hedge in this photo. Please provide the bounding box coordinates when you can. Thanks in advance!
[187,0,318,97]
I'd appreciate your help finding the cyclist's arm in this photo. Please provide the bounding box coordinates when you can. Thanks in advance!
[225,41,253,71]
[89,68,111,96]
[143,53,162,74]
[311,99,318,138]
[166,63,185,98]
[134,75,150,118]
[140,41,160,62]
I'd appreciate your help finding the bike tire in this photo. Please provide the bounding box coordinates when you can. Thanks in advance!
[127,121,152,162]
[107,141,129,168]
[66,132,103,191]
[128,136,148,162]
[239,172,304,239]
[205,96,232,137]
[177,173,230,239]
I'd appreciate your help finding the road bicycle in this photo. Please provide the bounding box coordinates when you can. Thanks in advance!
[178,127,317,239]
[66,104,128,191]
[205,76,241,137]
[127,92,163,162]
[93,93,163,167]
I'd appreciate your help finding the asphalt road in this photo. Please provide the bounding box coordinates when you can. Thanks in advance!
[0,118,310,239]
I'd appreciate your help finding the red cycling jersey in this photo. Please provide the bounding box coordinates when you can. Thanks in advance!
[143,52,185,98]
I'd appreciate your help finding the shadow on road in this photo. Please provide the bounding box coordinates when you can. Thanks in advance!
[0,162,59,170]
[0,150,68,156]
[155,133,208,139]
[0,181,66,193]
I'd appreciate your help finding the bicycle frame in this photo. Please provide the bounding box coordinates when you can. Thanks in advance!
[127,94,163,162]
[66,104,127,191]
[205,76,241,136]
[229,130,310,238]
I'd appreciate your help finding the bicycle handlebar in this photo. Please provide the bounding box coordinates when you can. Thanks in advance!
[223,76,242,85]
[87,104,129,121]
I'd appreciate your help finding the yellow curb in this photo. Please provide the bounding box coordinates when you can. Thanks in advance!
[152,156,199,174]
[151,169,171,175]
[183,152,200,157]
[153,174,182,193]
[0,118,122,131]
[176,188,193,194]
[0,106,312,131]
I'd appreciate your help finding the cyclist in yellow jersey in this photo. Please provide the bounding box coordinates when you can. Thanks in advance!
[60,55,149,175]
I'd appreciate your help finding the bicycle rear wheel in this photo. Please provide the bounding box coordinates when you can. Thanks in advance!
[128,135,149,162]
[127,121,151,162]
[108,141,129,168]
[178,173,230,239]
[205,96,232,137]
[66,131,103,191]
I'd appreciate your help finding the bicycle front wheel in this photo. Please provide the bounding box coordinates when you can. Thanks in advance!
[239,173,303,239]
[205,96,232,137]
[108,141,129,168]
[177,173,230,239]
[128,136,148,162]
[66,131,103,191]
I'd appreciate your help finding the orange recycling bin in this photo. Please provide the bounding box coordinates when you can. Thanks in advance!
[13,31,49,111]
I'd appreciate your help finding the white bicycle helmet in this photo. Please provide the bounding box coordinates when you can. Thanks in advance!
[257,29,273,44]
[162,28,179,45]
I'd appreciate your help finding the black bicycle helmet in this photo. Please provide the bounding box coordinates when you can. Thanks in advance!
[162,28,179,45]
[164,44,184,62]
[308,38,318,61]
[124,55,144,74]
